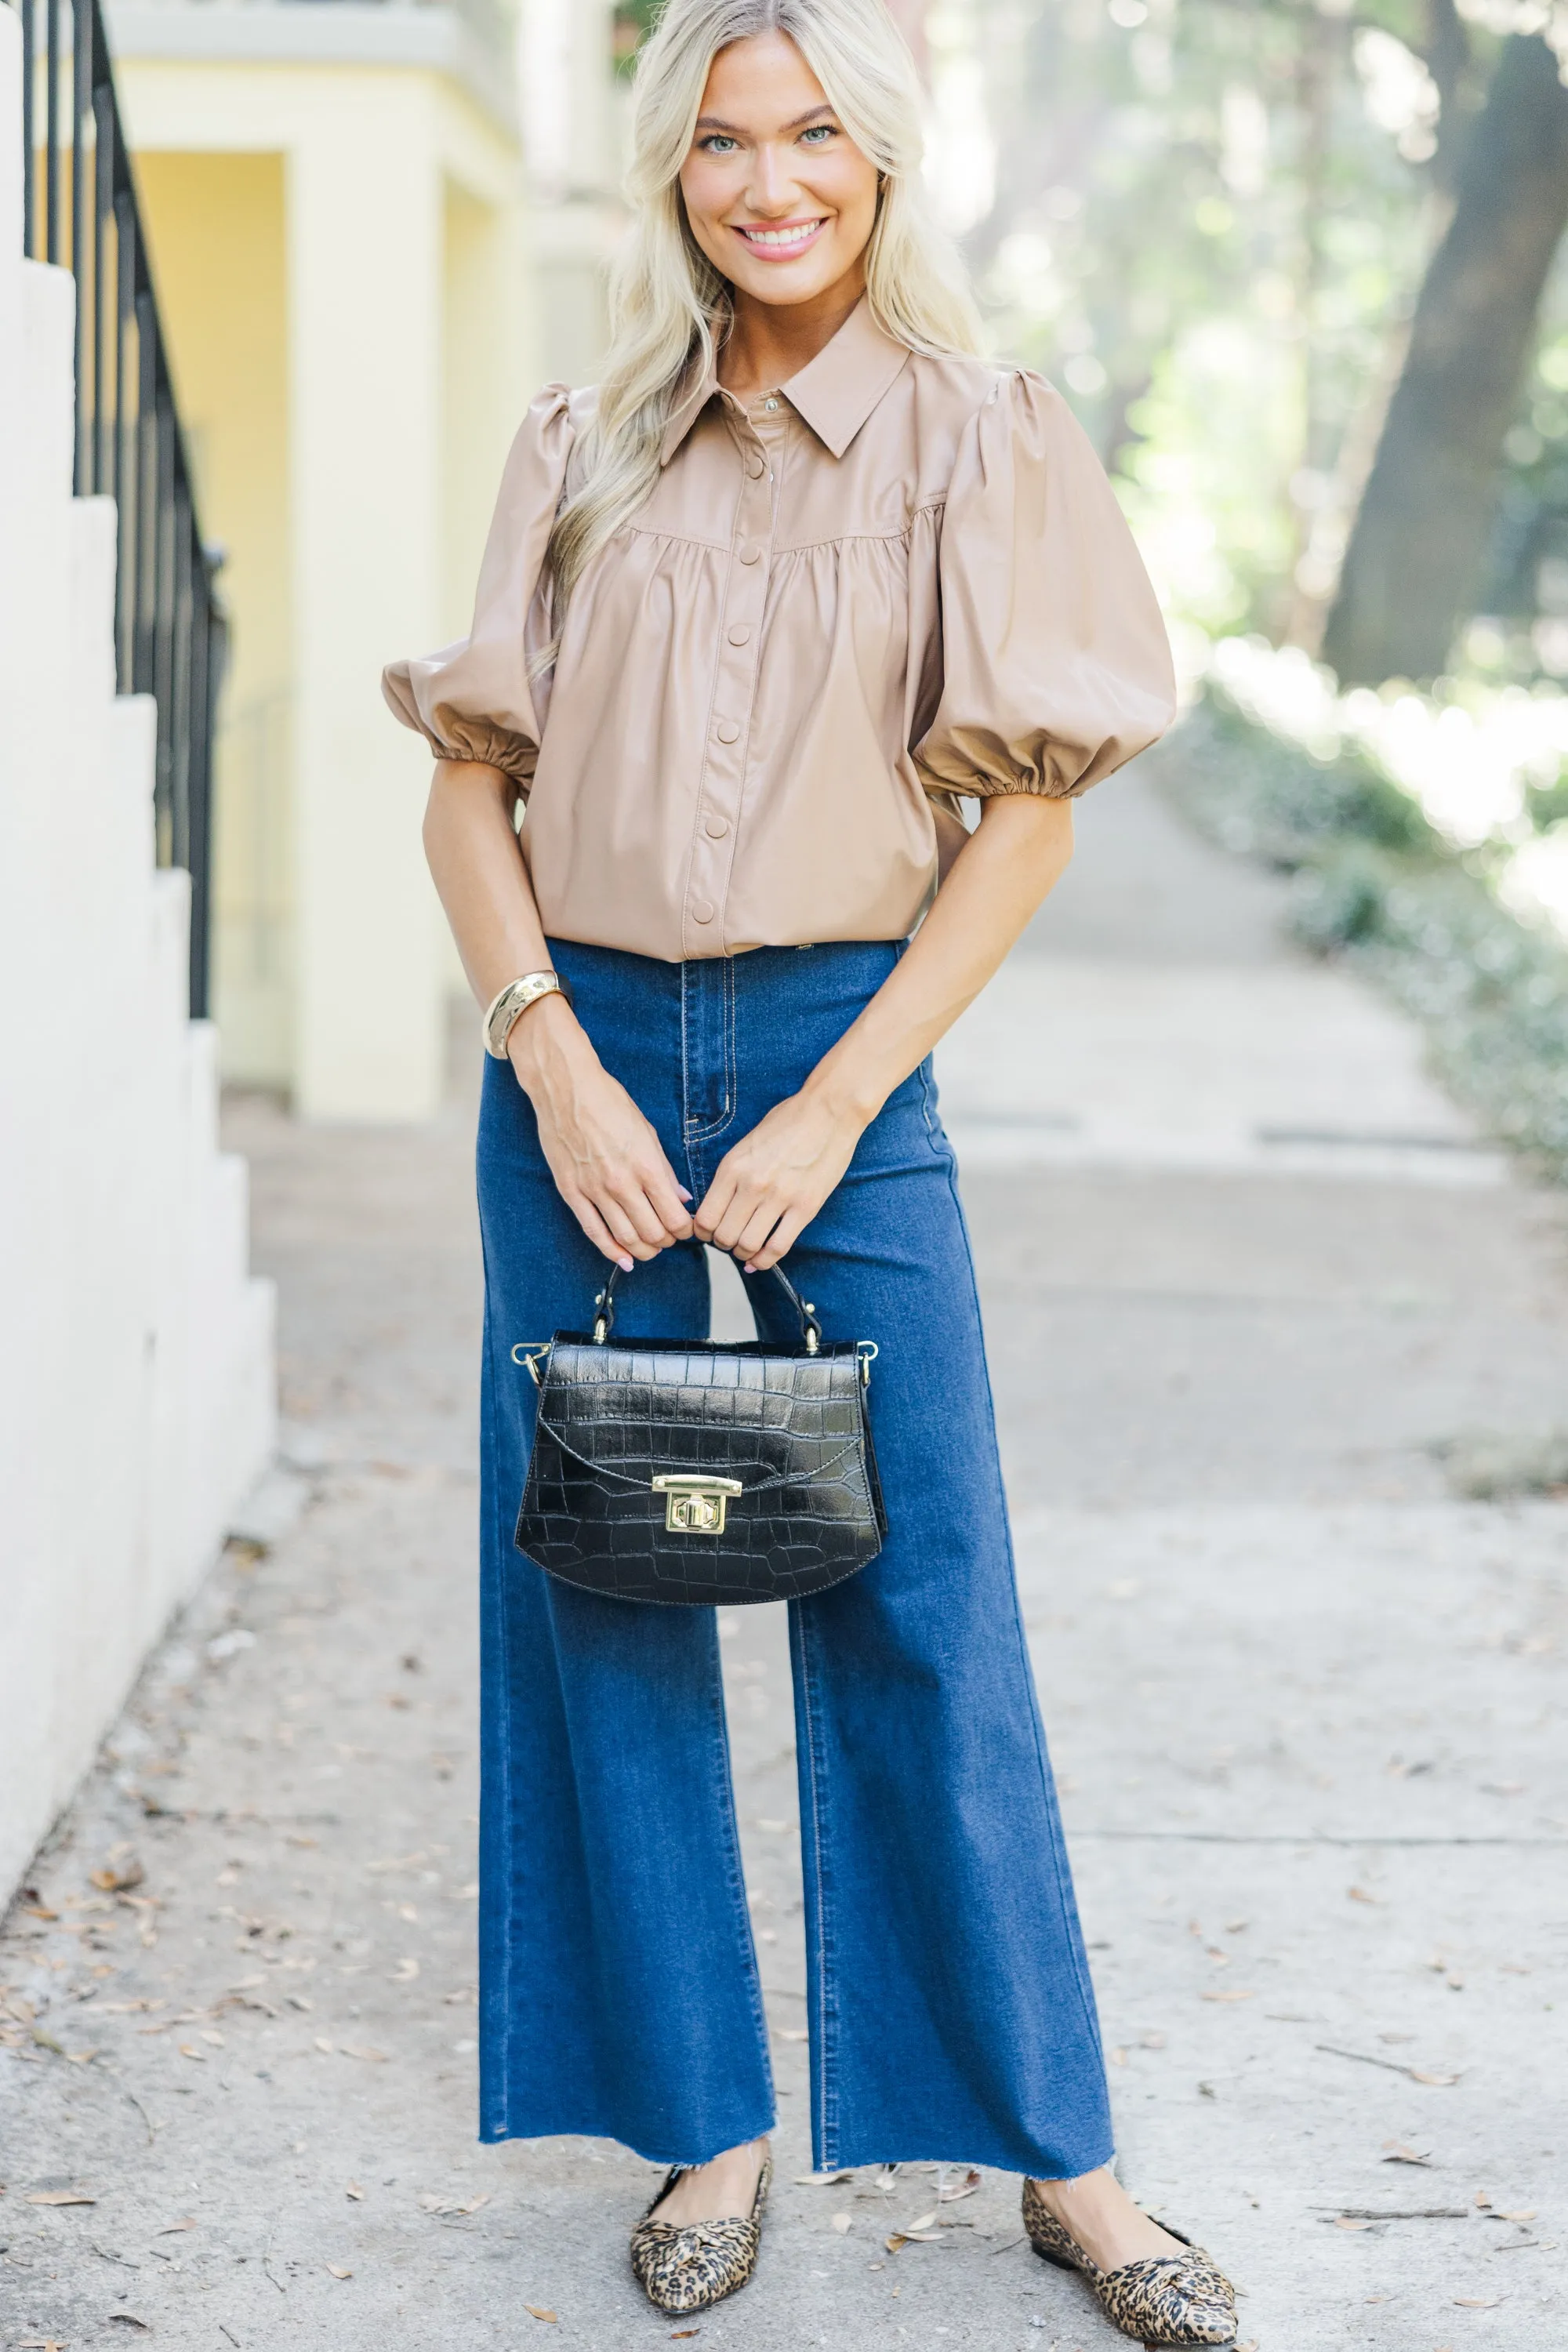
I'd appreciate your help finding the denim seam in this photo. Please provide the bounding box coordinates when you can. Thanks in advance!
[938,1149,1109,2079]
[793,1602,840,2165]
[476,1234,516,2141]
[687,951,739,1146]
[678,966,703,1200]
[704,1608,776,2136]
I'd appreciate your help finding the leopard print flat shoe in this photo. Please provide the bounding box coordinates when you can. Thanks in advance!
[1021,2176,1238,2347]
[630,2151,771,2315]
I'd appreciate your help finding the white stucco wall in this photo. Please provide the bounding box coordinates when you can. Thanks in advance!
[0,5,276,1901]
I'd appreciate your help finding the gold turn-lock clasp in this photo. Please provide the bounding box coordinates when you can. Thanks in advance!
[652,1473,744,1535]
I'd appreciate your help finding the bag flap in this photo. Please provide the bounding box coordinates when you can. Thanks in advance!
[534,1338,867,1494]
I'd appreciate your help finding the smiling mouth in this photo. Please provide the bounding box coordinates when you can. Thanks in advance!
[731,217,829,256]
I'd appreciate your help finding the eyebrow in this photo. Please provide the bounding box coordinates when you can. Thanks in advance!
[694,104,839,133]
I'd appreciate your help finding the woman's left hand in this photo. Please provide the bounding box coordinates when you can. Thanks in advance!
[692,1087,867,1271]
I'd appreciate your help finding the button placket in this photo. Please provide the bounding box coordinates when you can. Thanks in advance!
[686,408,778,953]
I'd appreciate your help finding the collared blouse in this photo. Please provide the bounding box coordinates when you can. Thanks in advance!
[383,297,1175,964]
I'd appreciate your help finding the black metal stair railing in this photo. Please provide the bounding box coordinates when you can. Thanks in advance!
[9,0,225,1018]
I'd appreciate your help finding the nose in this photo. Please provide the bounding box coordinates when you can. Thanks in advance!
[746,139,804,217]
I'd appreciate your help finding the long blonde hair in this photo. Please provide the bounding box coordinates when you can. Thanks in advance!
[543,0,982,624]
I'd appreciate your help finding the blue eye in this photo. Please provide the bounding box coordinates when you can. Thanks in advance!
[700,133,739,155]
[800,124,837,143]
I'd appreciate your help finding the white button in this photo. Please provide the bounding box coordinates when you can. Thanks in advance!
[764,397,779,411]
[728,624,751,646]
[691,898,715,923]
[704,813,730,838]
[739,543,762,564]
[715,718,740,744]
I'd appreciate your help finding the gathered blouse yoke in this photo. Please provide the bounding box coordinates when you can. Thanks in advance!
[383,296,1175,964]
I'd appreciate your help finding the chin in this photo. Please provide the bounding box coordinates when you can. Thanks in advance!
[732,258,849,306]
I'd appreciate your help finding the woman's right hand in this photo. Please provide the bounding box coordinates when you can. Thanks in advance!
[507,994,694,1269]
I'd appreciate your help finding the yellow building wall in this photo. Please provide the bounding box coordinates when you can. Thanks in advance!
[134,150,292,1086]
[118,59,532,1112]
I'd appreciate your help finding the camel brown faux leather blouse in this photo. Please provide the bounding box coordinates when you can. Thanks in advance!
[383,296,1175,964]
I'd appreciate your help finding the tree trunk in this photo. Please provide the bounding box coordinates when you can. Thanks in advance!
[1322,34,1568,684]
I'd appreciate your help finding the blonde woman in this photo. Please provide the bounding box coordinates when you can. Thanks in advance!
[385,1,1236,2339]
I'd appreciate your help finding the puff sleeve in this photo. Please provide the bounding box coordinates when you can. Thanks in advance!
[913,370,1175,802]
[381,385,575,787]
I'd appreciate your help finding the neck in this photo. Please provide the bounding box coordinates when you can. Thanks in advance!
[718,266,866,400]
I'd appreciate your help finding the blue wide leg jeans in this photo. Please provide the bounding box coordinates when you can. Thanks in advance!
[474,938,1113,2178]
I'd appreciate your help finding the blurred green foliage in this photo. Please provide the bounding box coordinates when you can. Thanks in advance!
[958,0,1486,644]
[614,0,659,78]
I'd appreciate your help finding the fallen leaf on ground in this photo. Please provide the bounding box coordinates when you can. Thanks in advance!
[1141,2031,1167,2049]
[340,2044,389,2063]
[178,2045,205,2061]
[314,2037,334,2054]
[1201,1989,1254,2003]
[938,2170,981,2202]
[419,2193,492,2217]
[157,2218,197,2234]
[831,2212,853,2233]
[26,2190,96,2206]
[391,1959,419,1983]
[794,2171,854,2187]
[670,2332,699,2341]
[1110,2045,1127,2064]
[346,2183,365,2201]
[1382,2147,1432,2166]
[907,2211,938,2232]
[325,2263,352,2279]
[91,1860,144,1894]
[1455,2299,1504,2309]
[524,2307,557,2323]
[1333,2217,1370,2230]
[107,2318,151,2332]
[1411,2070,1460,2087]
[1496,2208,1537,2222]
[1348,1886,1378,1904]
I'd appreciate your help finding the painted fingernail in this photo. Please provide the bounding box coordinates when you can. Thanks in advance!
[617,1254,634,1272]
[678,1186,693,1201]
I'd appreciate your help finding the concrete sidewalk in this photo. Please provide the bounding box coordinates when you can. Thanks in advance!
[4,768,1567,2352]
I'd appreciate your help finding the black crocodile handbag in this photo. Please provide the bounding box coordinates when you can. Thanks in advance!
[511,1260,885,1606]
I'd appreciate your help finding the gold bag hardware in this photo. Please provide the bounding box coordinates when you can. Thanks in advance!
[651,1473,744,1534]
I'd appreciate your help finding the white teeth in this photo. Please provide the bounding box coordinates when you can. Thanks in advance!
[739,221,822,249]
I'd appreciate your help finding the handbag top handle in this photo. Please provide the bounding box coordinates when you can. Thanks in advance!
[593,1256,823,1355]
